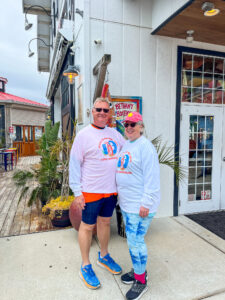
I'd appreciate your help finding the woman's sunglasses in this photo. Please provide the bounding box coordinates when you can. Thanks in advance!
[124,122,137,128]
[94,107,110,113]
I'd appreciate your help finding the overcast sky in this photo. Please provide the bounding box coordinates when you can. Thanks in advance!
[0,0,49,105]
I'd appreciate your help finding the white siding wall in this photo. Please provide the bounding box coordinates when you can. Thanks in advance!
[90,0,152,27]
[152,0,190,31]
[87,0,176,217]
[75,0,225,217]
[74,0,91,128]
[5,105,11,146]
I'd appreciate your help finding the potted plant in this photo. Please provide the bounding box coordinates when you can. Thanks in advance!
[46,123,76,227]
[13,120,78,228]
[42,195,74,227]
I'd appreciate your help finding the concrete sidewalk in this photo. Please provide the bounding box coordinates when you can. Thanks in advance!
[1,215,225,300]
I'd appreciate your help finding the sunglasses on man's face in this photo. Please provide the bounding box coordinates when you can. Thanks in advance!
[124,122,137,128]
[94,107,110,113]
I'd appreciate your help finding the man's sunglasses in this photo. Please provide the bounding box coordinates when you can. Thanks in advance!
[124,122,137,128]
[94,107,110,113]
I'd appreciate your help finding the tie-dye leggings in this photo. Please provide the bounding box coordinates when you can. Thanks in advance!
[121,210,155,275]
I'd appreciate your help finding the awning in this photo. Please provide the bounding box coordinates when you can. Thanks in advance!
[152,0,225,47]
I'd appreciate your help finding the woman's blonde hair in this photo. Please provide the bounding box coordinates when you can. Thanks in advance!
[137,121,145,135]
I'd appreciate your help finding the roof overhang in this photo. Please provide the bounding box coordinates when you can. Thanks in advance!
[152,0,225,47]
[22,0,51,72]
[37,15,51,72]
[0,100,48,111]
[22,0,51,14]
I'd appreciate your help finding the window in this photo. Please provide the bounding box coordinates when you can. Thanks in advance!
[30,126,33,141]
[188,115,213,201]
[182,53,225,104]
[35,126,43,141]
[14,126,23,141]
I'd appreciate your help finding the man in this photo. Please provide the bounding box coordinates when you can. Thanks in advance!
[69,97,125,289]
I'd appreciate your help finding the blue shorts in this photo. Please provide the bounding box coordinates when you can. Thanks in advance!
[82,195,117,225]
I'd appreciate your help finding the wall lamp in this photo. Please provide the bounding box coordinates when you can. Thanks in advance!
[186,30,194,43]
[63,65,80,84]
[202,2,220,17]
[25,5,58,31]
[28,38,52,57]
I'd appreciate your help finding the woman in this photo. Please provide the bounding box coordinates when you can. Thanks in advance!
[116,112,160,300]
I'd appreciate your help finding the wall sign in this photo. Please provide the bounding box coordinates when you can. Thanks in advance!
[201,190,211,200]
[109,96,142,135]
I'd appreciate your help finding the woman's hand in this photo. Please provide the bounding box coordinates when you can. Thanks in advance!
[139,206,149,218]
[75,195,86,210]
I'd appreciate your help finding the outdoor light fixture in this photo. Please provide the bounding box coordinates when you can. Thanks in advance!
[24,5,58,31]
[28,38,52,57]
[186,30,194,43]
[75,8,84,18]
[63,65,80,84]
[25,16,33,31]
[202,2,220,17]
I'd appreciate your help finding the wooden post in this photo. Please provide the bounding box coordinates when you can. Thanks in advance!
[92,54,111,103]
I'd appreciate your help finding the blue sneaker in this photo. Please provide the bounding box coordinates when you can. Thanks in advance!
[79,264,101,289]
[97,252,122,275]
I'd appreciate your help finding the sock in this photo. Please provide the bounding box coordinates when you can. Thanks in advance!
[134,272,146,284]
[100,252,108,259]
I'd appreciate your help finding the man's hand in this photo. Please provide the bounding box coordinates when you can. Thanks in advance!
[139,206,149,218]
[75,194,86,210]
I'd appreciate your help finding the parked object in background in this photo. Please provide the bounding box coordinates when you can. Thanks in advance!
[69,199,97,234]
[0,150,14,172]
[69,199,82,231]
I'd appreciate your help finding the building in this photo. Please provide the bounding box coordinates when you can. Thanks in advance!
[22,0,225,217]
[0,77,49,156]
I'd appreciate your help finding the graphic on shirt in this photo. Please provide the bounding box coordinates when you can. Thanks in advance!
[99,138,118,158]
[117,151,132,170]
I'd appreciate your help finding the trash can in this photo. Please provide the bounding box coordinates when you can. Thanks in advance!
[116,205,126,238]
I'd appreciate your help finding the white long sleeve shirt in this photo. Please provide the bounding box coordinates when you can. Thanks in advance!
[69,124,125,196]
[116,135,160,214]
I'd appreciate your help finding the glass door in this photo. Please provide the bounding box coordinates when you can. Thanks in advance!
[179,105,223,214]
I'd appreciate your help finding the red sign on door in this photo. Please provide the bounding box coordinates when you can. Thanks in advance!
[9,126,14,133]
[201,190,211,200]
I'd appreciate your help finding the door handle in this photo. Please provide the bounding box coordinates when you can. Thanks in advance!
[223,157,225,161]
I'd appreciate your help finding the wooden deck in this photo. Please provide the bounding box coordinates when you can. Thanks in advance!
[0,156,61,238]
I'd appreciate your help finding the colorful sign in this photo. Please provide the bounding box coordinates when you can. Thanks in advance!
[201,190,211,200]
[109,96,142,136]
